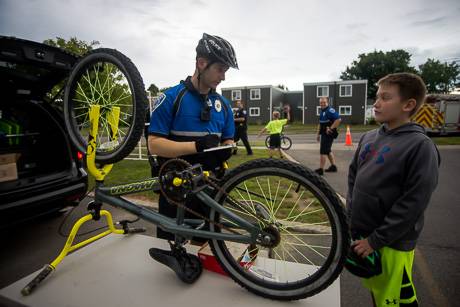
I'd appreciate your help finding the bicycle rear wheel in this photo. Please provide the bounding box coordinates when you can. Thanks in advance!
[209,159,349,300]
[280,136,292,150]
[63,48,147,164]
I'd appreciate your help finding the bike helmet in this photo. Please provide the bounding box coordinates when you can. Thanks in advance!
[196,33,238,69]
[344,247,382,278]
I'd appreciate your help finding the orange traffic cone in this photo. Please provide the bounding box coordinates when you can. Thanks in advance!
[345,125,353,146]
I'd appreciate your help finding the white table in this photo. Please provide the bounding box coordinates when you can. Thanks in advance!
[0,235,340,307]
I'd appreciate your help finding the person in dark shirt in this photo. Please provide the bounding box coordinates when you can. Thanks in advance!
[233,100,253,155]
[315,97,341,175]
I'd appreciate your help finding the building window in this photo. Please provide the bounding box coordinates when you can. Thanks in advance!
[316,106,322,116]
[250,88,261,100]
[340,85,352,97]
[231,90,241,101]
[339,105,352,115]
[317,86,329,97]
[249,107,260,116]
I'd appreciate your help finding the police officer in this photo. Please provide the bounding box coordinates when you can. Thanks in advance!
[147,33,238,242]
[233,100,253,155]
[315,97,341,175]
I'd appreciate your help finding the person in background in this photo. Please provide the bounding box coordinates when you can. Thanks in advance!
[257,110,290,158]
[233,100,253,155]
[315,97,341,175]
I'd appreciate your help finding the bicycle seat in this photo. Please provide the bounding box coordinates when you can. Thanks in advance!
[149,246,202,284]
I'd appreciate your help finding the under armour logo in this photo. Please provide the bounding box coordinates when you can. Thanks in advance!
[360,143,391,164]
[385,298,398,305]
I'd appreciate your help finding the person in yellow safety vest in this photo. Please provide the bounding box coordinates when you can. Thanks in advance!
[257,110,290,158]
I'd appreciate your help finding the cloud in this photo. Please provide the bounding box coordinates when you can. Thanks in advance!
[1,0,459,91]
[410,16,446,27]
[407,44,460,66]
[346,23,367,30]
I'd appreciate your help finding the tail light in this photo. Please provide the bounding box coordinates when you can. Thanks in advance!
[77,151,84,160]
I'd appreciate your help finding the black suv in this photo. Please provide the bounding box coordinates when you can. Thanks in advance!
[0,36,88,226]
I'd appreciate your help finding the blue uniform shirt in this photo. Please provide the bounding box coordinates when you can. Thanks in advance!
[149,76,234,142]
[319,105,340,134]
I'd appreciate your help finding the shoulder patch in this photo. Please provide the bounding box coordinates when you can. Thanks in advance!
[242,110,247,115]
[215,99,222,112]
[329,108,336,113]
[151,93,167,112]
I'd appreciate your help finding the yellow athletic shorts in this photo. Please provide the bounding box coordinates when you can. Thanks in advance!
[362,247,417,306]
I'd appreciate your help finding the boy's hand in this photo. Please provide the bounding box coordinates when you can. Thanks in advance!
[352,238,374,258]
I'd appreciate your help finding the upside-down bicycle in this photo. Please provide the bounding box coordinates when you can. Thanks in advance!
[21,48,349,301]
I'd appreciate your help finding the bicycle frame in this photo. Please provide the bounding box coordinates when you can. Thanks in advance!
[21,104,271,296]
[95,178,265,244]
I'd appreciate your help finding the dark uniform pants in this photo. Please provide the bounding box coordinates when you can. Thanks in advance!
[234,126,253,154]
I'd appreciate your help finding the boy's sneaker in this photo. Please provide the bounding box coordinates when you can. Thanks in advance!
[314,168,324,175]
[325,165,338,172]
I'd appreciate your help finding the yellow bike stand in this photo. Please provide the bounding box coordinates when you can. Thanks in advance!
[21,105,141,296]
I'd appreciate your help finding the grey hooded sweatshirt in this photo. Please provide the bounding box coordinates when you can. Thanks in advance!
[347,123,440,251]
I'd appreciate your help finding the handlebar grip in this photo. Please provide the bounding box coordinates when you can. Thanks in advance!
[21,265,53,296]
[125,227,146,234]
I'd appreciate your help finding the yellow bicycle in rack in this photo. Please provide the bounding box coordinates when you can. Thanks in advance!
[21,48,349,301]
[21,105,145,296]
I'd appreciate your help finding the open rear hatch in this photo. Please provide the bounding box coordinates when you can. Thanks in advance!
[0,36,83,203]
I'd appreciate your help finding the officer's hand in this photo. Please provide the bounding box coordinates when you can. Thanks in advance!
[195,134,220,152]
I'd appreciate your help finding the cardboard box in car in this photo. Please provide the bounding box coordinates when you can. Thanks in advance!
[0,153,20,165]
[0,163,18,182]
[0,153,20,182]
[197,242,254,276]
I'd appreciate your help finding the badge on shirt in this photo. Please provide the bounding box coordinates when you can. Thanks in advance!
[152,93,166,112]
[214,99,222,112]
[242,110,247,115]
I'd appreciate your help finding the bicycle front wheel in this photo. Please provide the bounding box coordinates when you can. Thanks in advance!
[63,48,147,164]
[209,159,349,300]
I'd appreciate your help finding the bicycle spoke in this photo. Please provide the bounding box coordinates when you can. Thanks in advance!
[255,178,270,214]
[286,190,305,222]
[282,227,327,260]
[273,182,293,218]
[241,183,257,215]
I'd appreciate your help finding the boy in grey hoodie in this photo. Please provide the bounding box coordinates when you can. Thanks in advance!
[347,73,440,307]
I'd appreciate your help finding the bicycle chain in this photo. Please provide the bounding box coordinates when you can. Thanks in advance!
[158,159,243,235]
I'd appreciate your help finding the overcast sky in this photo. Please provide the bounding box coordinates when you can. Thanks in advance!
[1,0,459,91]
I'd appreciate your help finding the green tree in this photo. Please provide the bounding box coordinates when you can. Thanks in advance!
[418,58,460,93]
[147,83,159,96]
[43,37,100,103]
[159,87,172,93]
[341,49,417,98]
[43,36,99,56]
[277,84,289,91]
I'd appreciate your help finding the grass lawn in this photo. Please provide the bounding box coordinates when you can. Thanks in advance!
[432,136,460,145]
[246,123,379,134]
